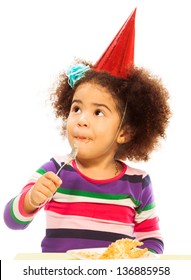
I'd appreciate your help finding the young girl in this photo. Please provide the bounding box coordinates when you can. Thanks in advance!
[4,62,171,254]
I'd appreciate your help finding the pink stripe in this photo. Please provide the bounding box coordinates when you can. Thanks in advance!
[18,183,39,217]
[45,201,135,223]
[135,230,163,241]
[72,160,127,184]
[21,182,35,193]
[134,217,159,232]
[46,211,134,236]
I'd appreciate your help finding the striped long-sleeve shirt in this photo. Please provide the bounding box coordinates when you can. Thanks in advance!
[4,155,164,253]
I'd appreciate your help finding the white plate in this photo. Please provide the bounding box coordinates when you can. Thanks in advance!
[66,247,159,260]
[67,247,106,260]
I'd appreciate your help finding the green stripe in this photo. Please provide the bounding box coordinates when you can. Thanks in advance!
[57,188,140,206]
[10,198,31,225]
[136,202,155,214]
[148,248,157,254]
[36,167,47,175]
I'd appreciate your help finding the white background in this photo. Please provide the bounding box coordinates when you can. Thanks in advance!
[0,0,191,260]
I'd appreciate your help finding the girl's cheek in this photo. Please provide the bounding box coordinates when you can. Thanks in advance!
[67,116,76,126]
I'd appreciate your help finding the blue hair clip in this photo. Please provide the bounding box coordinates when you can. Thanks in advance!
[66,63,90,87]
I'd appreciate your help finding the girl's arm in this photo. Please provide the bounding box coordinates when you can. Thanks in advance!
[3,160,62,230]
[3,183,40,230]
[134,175,164,254]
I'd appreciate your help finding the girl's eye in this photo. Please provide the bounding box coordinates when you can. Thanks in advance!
[95,109,104,116]
[72,106,81,113]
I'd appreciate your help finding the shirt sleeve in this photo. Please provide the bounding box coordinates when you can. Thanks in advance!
[3,159,57,230]
[134,174,164,254]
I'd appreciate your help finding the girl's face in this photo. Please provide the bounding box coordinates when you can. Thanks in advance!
[67,83,122,161]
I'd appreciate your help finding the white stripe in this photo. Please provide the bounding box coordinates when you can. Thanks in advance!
[27,172,42,183]
[126,165,147,178]
[12,195,34,223]
[135,208,157,223]
[53,193,136,207]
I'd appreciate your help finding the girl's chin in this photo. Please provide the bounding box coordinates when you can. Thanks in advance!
[76,151,92,159]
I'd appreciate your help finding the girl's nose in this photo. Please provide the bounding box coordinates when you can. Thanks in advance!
[77,113,89,127]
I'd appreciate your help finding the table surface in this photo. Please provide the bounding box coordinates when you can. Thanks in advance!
[14,253,191,260]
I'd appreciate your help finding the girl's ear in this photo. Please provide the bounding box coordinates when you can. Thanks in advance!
[117,127,132,144]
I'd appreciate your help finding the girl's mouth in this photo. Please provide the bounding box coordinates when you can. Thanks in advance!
[75,136,91,143]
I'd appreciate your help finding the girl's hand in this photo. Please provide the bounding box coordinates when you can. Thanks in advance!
[24,172,62,213]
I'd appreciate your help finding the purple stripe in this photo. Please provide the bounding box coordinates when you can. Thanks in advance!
[46,228,129,240]
[42,160,153,204]
[3,200,29,230]
[41,236,164,254]
[139,184,154,208]
[41,228,134,252]
[41,160,58,174]
[41,237,114,252]
[60,170,143,200]
[139,238,164,254]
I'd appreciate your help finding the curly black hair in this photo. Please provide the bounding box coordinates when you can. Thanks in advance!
[50,62,171,161]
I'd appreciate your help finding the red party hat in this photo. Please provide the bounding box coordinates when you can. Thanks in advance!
[93,8,136,78]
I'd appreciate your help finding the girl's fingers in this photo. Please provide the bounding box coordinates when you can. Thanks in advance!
[35,184,55,198]
[44,172,62,187]
[30,172,62,204]
[38,172,62,192]
[38,177,57,193]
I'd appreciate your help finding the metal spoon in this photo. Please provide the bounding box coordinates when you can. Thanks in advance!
[56,142,78,176]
